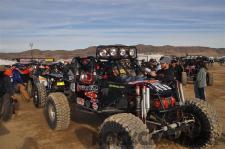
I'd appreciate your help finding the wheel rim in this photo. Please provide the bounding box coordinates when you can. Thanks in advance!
[48,103,56,122]
[33,90,38,105]
[105,132,124,149]
[187,116,202,138]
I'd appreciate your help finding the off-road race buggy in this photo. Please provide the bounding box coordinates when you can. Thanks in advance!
[30,62,67,108]
[44,46,221,148]
[181,55,214,86]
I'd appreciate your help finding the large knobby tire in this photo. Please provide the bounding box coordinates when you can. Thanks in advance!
[27,80,33,97]
[207,72,213,86]
[0,93,13,121]
[45,92,70,131]
[99,113,155,149]
[181,71,187,85]
[33,83,47,108]
[178,99,222,148]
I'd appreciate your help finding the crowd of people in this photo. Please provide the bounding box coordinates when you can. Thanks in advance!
[0,64,33,103]
[140,56,208,100]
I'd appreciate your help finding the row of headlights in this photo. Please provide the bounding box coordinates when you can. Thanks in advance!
[96,46,137,59]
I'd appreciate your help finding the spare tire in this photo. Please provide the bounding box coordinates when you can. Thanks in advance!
[207,72,213,86]
[181,72,187,85]
[0,93,13,121]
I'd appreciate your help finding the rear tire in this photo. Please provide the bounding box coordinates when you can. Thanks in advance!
[178,99,222,148]
[45,92,70,130]
[99,113,155,149]
[181,72,187,85]
[207,72,213,86]
[33,83,47,108]
[0,93,13,121]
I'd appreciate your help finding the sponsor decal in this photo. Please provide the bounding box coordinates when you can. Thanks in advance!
[77,84,98,91]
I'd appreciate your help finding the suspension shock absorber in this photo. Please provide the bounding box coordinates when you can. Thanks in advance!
[135,85,141,118]
[142,86,146,123]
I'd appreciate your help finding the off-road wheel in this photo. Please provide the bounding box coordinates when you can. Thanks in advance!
[207,72,213,86]
[181,72,187,85]
[27,80,33,97]
[0,93,13,121]
[33,83,47,108]
[45,92,70,130]
[99,113,155,149]
[178,99,222,148]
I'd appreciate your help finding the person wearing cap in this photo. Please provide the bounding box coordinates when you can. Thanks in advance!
[155,56,175,84]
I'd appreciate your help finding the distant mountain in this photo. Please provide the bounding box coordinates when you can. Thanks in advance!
[0,45,225,60]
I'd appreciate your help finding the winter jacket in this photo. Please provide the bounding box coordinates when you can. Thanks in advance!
[196,68,207,88]
[12,69,23,84]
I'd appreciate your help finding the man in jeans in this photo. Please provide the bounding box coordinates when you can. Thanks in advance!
[194,61,207,100]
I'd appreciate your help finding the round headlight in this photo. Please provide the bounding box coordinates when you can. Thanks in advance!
[129,48,135,57]
[119,48,126,56]
[99,49,107,57]
[110,48,117,56]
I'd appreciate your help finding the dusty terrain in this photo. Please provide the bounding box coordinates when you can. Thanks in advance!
[0,64,225,149]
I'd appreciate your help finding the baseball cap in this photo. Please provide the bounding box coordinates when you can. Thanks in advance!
[160,56,171,64]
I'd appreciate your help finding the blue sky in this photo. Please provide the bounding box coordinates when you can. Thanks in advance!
[0,0,225,52]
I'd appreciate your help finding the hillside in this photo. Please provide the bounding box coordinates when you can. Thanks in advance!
[0,45,225,60]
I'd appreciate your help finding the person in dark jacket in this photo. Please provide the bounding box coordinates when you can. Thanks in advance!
[171,59,184,82]
[0,65,14,96]
[0,65,17,117]
[156,56,175,84]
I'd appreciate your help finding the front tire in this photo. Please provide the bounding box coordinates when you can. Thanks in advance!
[178,99,222,148]
[99,113,155,149]
[45,92,70,130]
[33,83,47,108]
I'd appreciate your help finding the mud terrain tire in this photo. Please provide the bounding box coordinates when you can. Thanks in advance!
[45,92,70,131]
[178,99,222,148]
[181,71,187,85]
[33,83,47,108]
[0,93,13,121]
[207,72,213,86]
[99,113,155,149]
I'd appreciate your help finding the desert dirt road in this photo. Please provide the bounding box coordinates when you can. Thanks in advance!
[0,64,225,149]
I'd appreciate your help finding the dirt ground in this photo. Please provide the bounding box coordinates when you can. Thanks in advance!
[0,64,225,149]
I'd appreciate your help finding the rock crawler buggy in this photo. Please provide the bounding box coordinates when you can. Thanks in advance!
[44,46,221,148]
[31,62,66,108]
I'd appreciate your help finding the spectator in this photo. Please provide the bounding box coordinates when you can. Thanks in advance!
[194,61,207,100]
[155,56,175,84]
[4,65,31,102]
[171,59,184,82]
